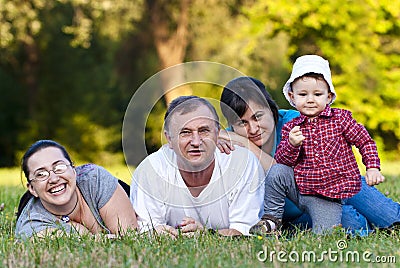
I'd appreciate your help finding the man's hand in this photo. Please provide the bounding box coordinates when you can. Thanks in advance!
[289,126,305,147]
[365,168,385,186]
[177,217,204,237]
[154,224,179,239]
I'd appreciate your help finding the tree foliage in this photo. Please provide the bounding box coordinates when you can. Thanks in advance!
[0,0,399,166]
[240,0,400,158]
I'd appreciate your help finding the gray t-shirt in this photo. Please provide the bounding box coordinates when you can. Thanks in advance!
[15,164,118,239]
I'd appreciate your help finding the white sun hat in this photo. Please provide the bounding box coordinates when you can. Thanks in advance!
[282,55,336,107]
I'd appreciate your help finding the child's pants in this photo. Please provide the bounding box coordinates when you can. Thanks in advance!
[298,195,342,234]
[264,163,342,234]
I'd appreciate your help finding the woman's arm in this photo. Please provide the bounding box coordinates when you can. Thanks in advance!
[31,222,91,240]
[218,130,276,171]
[99,184,139,235]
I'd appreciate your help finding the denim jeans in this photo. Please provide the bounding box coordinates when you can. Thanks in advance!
[343,176,400,228]
[266,164,400,234]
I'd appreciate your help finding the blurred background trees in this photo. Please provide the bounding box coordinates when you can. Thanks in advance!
[1,0,399,166]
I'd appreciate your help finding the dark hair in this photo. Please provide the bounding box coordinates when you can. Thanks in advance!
[164,96,220,132]
[220,77,279,126]
[22,140,73,183]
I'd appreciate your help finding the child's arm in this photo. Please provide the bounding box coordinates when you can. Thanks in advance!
[341,110,383,186]
[275,124,303,166]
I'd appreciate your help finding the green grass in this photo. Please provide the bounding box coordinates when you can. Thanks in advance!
[1,166,400,267]
[1,186,399,268]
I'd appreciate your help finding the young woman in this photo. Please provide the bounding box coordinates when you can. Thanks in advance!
[219,76,400,234]
[16,140,138,239]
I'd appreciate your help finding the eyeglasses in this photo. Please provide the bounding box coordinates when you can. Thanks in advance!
[31,163,71,182]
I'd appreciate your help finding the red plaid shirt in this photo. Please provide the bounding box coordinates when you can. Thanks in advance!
[275,107,380,199]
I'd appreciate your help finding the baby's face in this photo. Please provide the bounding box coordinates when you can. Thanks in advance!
[289,76,333,119]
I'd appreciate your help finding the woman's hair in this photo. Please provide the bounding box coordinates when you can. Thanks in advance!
[220,77,279,126]
[21,140,73,183]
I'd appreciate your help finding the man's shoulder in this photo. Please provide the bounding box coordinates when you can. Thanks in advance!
[216,146,260,170]
[217,145,251,158]
[134,145,174,174]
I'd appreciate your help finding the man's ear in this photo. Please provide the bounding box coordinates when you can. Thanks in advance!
[164,130,173,149]
[27,183,38,198]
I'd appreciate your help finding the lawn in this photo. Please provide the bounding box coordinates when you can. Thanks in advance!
[1,164,399,267]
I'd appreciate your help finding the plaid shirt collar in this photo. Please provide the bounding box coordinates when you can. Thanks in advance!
[292,105,333,125]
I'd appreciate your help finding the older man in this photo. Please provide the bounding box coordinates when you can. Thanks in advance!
[130,96,264,237]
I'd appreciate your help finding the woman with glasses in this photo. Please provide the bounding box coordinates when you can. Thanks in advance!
[15,140,138,239]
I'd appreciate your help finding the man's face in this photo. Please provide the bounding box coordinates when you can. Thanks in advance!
[165,105,219,172]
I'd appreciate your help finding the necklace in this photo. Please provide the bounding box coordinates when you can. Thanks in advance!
[54,195,79,223]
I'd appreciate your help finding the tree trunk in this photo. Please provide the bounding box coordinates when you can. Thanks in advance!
[148,0,192,104]
[22,37,40,119]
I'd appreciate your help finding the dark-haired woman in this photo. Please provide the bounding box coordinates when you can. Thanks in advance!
[219,76,400,234]
[16,140,138,239]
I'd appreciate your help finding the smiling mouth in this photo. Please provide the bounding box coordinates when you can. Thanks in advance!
[249,133,263,141]
[49,184,66,194]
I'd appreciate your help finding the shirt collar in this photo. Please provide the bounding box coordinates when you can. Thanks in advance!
[293,106,332,124]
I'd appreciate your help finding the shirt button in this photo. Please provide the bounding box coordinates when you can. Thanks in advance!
[315,153,319,156]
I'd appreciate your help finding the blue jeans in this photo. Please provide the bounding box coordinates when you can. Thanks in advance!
[343,177,400,229]
[267,164,400,234]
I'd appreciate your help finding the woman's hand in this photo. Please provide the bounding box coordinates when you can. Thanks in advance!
[70,221,91,235]
[218,130,275,171]
[217,130,246,154]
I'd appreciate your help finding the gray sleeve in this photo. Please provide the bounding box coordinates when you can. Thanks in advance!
[15,198,74,239]
[76,164,118,226]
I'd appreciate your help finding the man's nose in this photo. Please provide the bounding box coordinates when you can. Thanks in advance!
[190,132,202,146]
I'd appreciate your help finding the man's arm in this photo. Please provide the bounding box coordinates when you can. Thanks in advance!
[226,151,266,235]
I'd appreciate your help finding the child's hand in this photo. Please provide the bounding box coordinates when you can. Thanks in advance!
[289,126,305,147]
[365,168,385,186]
